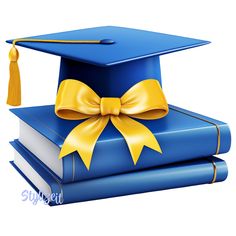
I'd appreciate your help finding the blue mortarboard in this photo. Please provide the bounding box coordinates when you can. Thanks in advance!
[6,26,210,106]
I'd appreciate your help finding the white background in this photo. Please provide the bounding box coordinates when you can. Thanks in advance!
[0,0,235,235]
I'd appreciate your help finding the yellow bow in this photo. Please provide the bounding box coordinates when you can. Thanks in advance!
[55,79,169,170]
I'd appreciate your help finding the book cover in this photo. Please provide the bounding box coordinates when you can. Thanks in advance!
[10,140,228,206]
[10,104,231,183]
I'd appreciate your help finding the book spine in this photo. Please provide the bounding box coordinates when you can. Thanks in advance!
[70,121,230,182]
[59,157,227,205]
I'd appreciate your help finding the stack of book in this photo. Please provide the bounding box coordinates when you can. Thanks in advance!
[8,26,231,205]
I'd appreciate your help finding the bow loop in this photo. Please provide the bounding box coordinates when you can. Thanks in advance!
[55,79,101,120]
[121,79,168,119]
[55,79,168,170]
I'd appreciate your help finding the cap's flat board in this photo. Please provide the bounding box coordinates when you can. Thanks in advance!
[7,26,210,66]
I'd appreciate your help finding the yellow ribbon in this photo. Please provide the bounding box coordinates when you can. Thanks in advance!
[55,79,169,170]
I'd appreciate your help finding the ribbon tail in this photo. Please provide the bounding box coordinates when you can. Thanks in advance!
[111,115,162,165]
[59,115,109,170]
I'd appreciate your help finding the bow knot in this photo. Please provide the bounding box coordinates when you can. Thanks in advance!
[55,79,168,170]
[100,97,121,116]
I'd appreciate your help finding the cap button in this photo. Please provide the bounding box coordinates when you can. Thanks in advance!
[100,39,115,44]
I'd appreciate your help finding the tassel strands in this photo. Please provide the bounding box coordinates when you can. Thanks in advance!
[7,42,21,106]
[6,38,114,106]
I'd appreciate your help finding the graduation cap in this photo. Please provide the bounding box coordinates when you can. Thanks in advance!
[6,26,210,106]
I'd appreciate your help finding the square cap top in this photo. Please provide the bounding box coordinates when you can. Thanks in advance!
[7,26,210,67]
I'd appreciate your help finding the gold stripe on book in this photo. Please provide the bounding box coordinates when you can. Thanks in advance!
[210,160,217,184]
[169,107,221,155]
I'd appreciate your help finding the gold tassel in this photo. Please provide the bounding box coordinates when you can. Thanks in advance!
[7,45,21,106]
[6,38,114,106]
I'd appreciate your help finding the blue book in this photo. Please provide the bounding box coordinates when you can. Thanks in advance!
[10,140,228,206]
[10,104,231,183]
